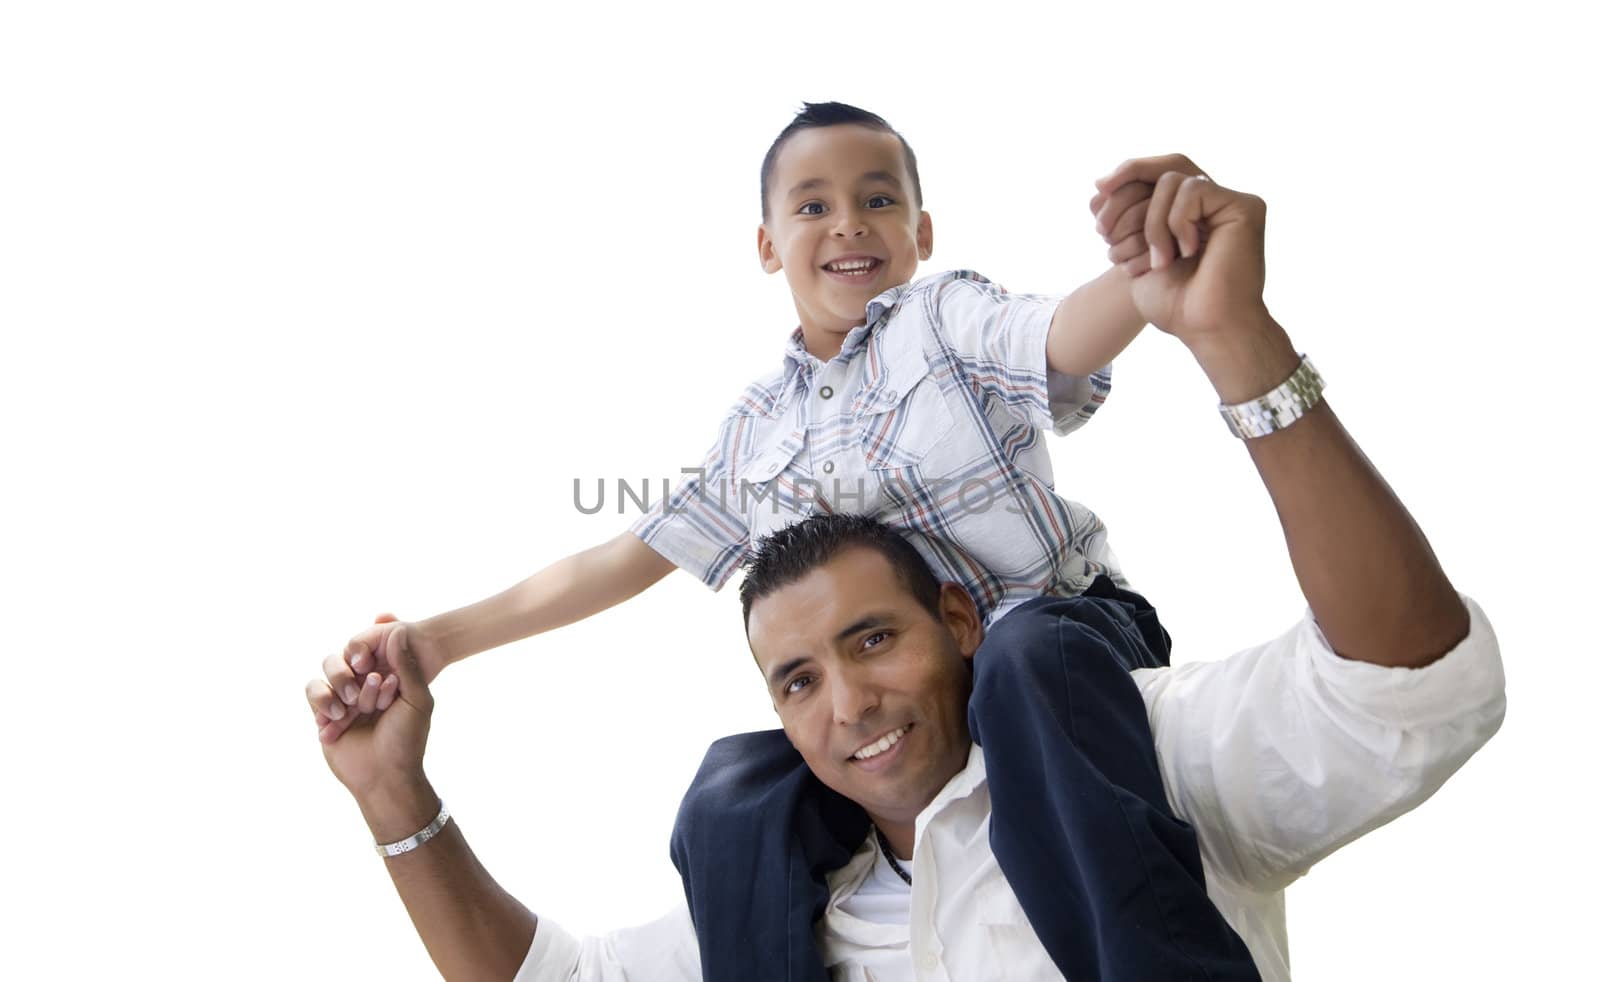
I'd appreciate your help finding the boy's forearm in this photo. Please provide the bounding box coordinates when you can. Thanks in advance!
[419,531,676,666]
[1045,266,1147,377]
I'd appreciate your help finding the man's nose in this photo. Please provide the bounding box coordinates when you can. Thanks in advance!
[831,667,879,726]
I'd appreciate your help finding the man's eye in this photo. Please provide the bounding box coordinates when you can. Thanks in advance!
[784,676,814,695]
[798,202,825,216]
[863,631,889,649]
[867,195,894,208]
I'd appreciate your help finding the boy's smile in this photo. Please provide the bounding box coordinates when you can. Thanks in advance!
[758,124,934,361]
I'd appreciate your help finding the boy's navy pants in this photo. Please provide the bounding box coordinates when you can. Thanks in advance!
[670,578,1263,981]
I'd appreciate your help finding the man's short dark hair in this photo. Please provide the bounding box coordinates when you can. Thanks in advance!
[740,514,942,629]
[759,101,923,222]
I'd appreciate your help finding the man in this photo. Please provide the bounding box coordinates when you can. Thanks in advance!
[307,158,1505,980]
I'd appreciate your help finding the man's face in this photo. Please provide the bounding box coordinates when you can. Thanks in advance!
[747,547,982,831]
[757,125,933,356]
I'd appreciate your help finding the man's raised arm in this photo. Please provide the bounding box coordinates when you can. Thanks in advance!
[1093,156,1469,667]
[306,626,539,980]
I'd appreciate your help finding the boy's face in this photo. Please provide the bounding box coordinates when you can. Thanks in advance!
[758,125,933,357]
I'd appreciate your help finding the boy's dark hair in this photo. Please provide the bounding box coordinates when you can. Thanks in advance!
[759,102,923,221]
[740,513,943,629]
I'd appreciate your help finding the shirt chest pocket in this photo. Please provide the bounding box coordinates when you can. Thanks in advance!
[853,358,957,473]
[975,879,1059,978]
[737,429,812,541]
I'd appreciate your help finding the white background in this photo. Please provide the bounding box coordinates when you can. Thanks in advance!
[2,1,1595,978]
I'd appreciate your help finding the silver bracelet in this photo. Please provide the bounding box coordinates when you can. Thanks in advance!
[1218,355,1325,439]
[375,798,450,858]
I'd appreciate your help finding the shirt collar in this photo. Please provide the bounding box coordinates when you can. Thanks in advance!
[822,742,986,914]
[781,283,908,374]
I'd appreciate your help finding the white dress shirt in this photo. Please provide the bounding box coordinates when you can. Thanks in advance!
[516,596,1506,981]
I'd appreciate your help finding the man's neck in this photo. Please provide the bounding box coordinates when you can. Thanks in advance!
[877,820,914,862]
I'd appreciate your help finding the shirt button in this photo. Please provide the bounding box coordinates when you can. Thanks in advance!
[885,389,898,402]
[917,951,939,971]
[822,461,835,475]
[819,385,834,399]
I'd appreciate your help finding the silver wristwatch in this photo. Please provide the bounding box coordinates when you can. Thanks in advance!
[1218,355,1325,439]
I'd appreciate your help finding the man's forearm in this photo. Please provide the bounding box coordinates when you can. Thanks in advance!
[360,779,539,981]
[1046,266,1146,377]
[1190,316,1470,668]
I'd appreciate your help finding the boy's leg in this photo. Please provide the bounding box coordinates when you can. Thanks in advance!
[670,728,867,982]
[970,582,1263,982]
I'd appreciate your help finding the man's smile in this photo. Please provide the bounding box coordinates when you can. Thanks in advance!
[848,723,913,769]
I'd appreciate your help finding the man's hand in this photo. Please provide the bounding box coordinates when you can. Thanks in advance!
[1089,154,1270,352]
[313,613,449,742]
[307,622,434,801]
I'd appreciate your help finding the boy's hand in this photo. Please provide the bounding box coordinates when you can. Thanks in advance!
[1092,154,1271,349]
[1089,178,1157,269]
[310,613,448,743]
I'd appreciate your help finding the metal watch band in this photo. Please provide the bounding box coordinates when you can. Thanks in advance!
[375,799,450,857]
[1218,355,1324,439]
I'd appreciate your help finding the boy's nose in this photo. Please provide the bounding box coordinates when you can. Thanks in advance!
[831,208,868,238]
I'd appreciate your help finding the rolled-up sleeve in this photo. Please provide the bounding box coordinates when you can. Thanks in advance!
[1135,595,1506,892]
[928,271,1111,436]
[515,905,702,982]
[628,409,753,591]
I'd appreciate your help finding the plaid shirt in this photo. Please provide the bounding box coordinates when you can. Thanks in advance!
[631,270,1120,625]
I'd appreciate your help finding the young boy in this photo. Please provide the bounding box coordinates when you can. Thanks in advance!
[311,104,1259,978]
[312,101,1146,724]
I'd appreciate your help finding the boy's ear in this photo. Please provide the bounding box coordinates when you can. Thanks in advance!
[916,210,934,261]
[757,225,783,274]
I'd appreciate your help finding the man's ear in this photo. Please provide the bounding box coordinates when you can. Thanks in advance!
[937,581,983,661]
[916,210,934,261]
[757,224,782,274]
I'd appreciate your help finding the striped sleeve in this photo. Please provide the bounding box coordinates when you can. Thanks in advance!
[629,405,753,591]
[929,271,1111,436]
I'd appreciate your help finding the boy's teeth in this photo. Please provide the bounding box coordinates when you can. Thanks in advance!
[827,259,877,273]
[853,725,909,760]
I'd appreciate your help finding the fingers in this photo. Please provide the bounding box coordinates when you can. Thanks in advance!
[307,671,400,743]
[306,677,345,723]
[1106,199,1150,250]
[384,625,434,712]
[376,673,400,711]
[1167,174,1213,260]
[1144,171,1188,270]
[1147,173,1222,269]
[354,672,379,714]
[318,653,359,711]
[1092,181,1153,242]
[1095,153,1207,197]
[1108,229,1147,265]
[346,620,395,677]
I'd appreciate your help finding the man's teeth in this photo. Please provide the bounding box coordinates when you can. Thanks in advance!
[826,259,878,274]
[853,726,909,761]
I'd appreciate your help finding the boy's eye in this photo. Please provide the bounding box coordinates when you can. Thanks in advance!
[867,195,895,208]
[863,631,889,649]
[798,202,825,216]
